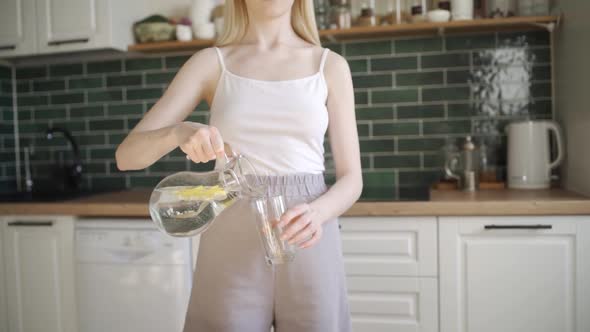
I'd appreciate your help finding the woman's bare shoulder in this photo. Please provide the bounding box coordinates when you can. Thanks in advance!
[182,47,220,70]
[323,50,351,82]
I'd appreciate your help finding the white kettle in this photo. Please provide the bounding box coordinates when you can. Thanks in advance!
[506,120,564,189]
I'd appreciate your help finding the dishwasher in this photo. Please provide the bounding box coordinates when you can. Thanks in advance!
[75,218,194,332]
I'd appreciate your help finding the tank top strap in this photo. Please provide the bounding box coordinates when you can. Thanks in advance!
[319,48,330,73]
[214,47,226,71]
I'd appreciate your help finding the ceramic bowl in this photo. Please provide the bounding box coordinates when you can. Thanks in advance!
[427,9,451,23]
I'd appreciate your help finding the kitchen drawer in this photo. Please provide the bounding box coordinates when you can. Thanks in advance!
[340,217,437,277]
[347,276,438,332]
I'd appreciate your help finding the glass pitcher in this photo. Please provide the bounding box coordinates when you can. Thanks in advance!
[149,149,265,237]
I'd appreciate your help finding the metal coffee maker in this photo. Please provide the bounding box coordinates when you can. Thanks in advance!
[445,136,480,191]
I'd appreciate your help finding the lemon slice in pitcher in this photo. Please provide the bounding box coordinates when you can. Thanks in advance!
[174,185,228,201]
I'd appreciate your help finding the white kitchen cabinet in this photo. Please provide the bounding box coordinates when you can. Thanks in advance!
[439,216,590,332]
[0,0,192,57]
[36,0,145,55]
[0,218,7,332]
[339,217,437,277]
[36,0,101,54]
[0,0,37,57]
[346,276,438,332]
[340,217,438,332]
[2,216,77,332]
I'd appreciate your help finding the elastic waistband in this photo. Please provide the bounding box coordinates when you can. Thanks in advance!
[250,173,327,198]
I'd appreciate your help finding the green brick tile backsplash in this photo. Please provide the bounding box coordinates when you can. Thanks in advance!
[346,40,392,56]
[33,79,66,92]
[49,63,83,77]
[50,92,84,105]
[3,31,553,199]
[106,74,142,87]
[370,56,417,71]
[445,34,496,50]
[356,106,394,121]
[86,60,123,74]
[69,77,103,90]
[348,59,368,73]
[397,71,443,86]
[352,74,392,88]
[87,89,123,102]
[125,58,162,71]
[422,53,470,68]
[395,37,442,53]
[372,89,418,104]
[164,55,190,69]
[397,104,445,119]
[0,66,11,79]
[0,65,14,193]
[70,105,105,118]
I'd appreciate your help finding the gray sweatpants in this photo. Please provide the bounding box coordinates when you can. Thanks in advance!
[183,173,352,332]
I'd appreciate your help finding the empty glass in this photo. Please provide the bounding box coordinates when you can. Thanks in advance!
[251,195,296,265]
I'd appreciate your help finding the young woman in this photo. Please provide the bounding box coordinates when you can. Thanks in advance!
[116,0,362,330]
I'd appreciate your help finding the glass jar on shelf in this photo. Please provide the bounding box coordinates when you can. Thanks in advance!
[407,0,426,23]
[329,0,352,29]
[357,0,377,26]
[487,0,516,18]
[381,0,412,25]
[518,0,550,16]
[315,0,331,30]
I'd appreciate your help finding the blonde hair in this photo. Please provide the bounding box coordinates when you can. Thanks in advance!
[216,0,321,46]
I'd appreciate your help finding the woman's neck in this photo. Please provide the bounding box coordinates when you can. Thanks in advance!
[242,11,300,49]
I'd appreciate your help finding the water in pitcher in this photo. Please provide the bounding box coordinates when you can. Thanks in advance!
[150,185,242,237]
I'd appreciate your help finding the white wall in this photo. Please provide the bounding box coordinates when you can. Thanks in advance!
[556,1,590,195]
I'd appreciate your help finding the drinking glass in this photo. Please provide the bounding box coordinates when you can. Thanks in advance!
[251,195,296,265]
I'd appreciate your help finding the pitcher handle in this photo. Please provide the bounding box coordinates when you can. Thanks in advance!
[221,143,236,164]
[546,122,564,169]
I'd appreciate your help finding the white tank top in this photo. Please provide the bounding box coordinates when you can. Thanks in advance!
[209,47,330,175]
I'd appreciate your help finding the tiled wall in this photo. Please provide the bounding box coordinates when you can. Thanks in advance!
[8,31,552,200]
[0,65,15,193]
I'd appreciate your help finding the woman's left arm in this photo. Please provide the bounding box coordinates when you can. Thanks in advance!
[279,51,363,248]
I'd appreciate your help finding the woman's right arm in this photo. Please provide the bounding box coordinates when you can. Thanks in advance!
[115,48,224,170]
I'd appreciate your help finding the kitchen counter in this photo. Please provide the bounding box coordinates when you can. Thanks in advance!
[1,188,590,217]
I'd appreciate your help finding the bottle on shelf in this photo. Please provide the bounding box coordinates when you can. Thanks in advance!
[357,0,377,26]
[314,0,331,30]
[451,0,474,20]
[329,0,352,29]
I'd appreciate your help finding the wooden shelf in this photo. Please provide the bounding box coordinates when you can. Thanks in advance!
[128,16,558,53]
[319,15,558,40]
[128,38,215,53]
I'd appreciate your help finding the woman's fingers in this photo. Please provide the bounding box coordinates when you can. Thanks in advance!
[280,213,310,241]
[181,142,200,163]
[277,204,308,228]
[209,126,226,159]
[200,135,216,160]
[181,126,225,163]
[299,227,322,249]
[288,220,317,245]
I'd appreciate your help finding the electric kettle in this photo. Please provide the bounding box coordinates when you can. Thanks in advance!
[506,120,564,189]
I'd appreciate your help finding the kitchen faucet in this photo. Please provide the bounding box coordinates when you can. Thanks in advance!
[45,127,83,190]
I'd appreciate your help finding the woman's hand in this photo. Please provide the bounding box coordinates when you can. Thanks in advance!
[174,122,225,163]
[277,203,323,249]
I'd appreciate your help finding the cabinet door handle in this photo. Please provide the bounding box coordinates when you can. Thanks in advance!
[48,38,89,46]
[0,44,17,50]
[7,221,54,227]
[484,224,552,230]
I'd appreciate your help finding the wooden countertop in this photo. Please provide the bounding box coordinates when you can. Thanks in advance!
[1,188,590,217]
